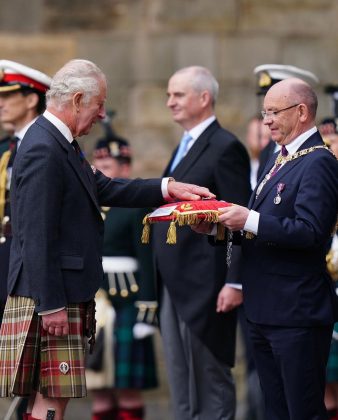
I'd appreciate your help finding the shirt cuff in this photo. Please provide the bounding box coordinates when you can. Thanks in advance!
[226,283,243,290]
[161,177,175,201]
[244,210,260,235]
[38,307,65,316]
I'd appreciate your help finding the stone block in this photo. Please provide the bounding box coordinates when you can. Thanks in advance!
[0,35,76,75]
[131,34,176,82]
[283,38,338,84]
[218,36,279,83]
[240,0,336,37]
[151,0,238,32]
[128,83,170,127]
[77,35,133,82]
[175,34,217,73]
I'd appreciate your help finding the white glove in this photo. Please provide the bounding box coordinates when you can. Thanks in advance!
[133,322,156,339]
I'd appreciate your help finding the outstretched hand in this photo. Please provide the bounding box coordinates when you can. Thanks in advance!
[167,181,215,201]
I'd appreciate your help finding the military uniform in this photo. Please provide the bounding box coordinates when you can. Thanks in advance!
[0,60,51,323]
[84,136,159,411]
[0,134,13,320]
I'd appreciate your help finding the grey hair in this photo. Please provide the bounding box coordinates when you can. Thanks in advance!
[174,66,219,106]
[289,81,318,119]
[46,59,106,108]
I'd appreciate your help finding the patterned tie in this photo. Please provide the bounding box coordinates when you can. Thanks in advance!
[255,145,289,199]
[170,133,192,173]
[270,145,288,177]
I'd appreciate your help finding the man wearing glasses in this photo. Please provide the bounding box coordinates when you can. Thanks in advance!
[199,77,338,419]
[254,64,319,182]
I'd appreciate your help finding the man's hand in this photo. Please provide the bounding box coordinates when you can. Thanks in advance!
[216,285,243,313]
[42,309,69,336]
[167,180,215,201]
[190,220,213,234]
[218,205,249,231]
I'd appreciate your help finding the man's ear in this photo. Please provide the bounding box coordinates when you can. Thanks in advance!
[200,90,212,108]
[73,92,83,112]
[25,92,39,110]
[298,103,308,122]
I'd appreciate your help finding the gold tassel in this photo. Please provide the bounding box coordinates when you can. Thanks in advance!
[141,216,151,244]
[166,220,177,244]
[0,151,11,221]
[216,223,226,241]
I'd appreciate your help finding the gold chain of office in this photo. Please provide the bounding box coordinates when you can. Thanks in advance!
[255,145,335,199]
[274,145,334,166]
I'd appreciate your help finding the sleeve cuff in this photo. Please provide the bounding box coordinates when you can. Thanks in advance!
[161,177,175,201]
[225,283,242,290]
[244,210,260,235]
[38,306,65,316]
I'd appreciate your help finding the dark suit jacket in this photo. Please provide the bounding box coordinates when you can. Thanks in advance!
[257,139,276,181]
[241,131,338,326]
[152,119,251,365]
[8,116,164,313]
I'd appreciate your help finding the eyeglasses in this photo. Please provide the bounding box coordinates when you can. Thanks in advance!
[261,103,300,119]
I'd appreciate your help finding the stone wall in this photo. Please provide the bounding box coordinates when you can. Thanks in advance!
[1,0,337,176]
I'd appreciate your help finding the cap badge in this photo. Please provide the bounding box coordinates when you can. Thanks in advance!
[59,362,69,374]
[259,72,272,88]
[109,142,119,157]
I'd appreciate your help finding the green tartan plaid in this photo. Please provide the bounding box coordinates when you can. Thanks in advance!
[0,296,87,398]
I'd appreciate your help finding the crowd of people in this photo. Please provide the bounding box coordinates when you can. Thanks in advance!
[0,58,337,420]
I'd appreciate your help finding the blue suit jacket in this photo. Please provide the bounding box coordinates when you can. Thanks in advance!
[8,116,164,312]
[241,131,338,326]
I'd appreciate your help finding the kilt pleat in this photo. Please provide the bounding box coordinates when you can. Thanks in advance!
[0,296,88,398]
[0,296,36,397]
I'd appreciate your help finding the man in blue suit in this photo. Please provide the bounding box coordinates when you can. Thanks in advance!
[217,77,338,419]
[0,59,213,420]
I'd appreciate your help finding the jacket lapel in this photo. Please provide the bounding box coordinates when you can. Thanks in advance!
[251,132,324,210]
[36,116,102,215]
[166,120,219,178]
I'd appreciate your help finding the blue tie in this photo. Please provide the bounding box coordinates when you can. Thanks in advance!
[170,133,192,172]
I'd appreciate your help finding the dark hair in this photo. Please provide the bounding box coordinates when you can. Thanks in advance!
[21,87,46,114]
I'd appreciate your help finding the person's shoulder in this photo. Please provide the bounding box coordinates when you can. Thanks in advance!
[210,124,249,156]
[209,121,241,143]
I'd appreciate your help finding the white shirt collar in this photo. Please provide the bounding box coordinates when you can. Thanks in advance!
[284,126,318,155]
[188,115,216,140]
[15,117,38,148]
[43,110,74,144]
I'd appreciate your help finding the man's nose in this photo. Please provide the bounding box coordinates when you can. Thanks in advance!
[98,107,106,120]
[166,96,174,108]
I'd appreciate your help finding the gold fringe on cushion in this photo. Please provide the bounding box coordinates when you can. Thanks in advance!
[166,220,177,244]
[141,215,151,244]
[141,209,222,245]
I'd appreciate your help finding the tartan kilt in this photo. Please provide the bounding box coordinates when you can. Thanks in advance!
[327,323,338,383]
[0,296,87,398]
[114,301,158,389]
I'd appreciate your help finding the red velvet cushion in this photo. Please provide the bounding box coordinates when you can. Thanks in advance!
[142,199,231,244]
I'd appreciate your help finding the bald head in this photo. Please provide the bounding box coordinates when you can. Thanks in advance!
[268,78,318,120]
[263,78,318,145]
